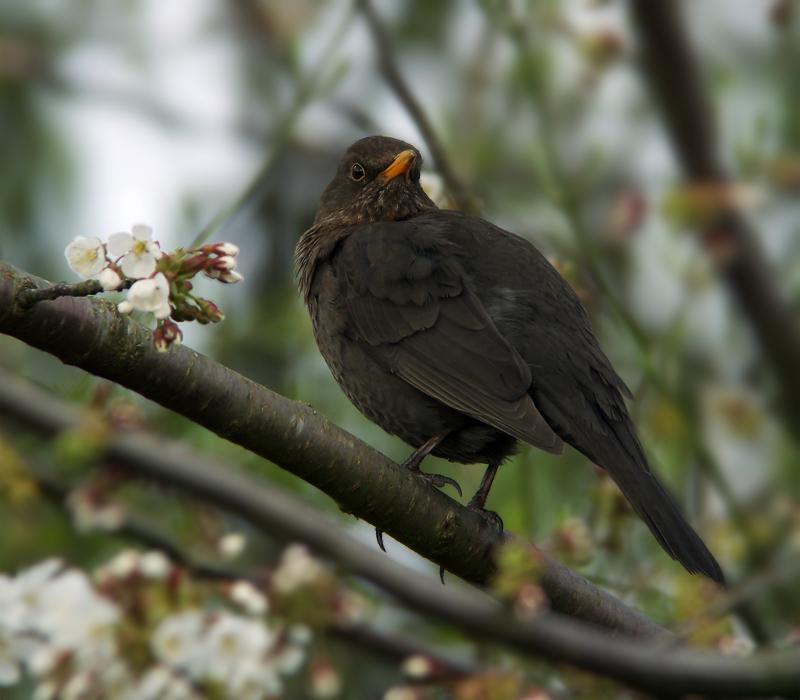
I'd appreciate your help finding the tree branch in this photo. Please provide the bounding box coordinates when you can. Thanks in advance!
[4,363,800,696]
[24,464,480,681]
[629,0,800,433]
[6,267,800,695]
[0,261,665,638]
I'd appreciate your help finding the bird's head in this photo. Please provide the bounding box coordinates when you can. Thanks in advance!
[314,136,436,226]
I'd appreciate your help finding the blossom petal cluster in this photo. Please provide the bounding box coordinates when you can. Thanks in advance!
[0,548,317,699]
[63,226,243,351]
[0,559,122,693]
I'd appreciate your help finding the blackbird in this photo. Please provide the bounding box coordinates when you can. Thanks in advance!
[296,135,723,584]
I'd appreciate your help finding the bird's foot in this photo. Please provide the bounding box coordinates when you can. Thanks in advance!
[374,470,462,554]
[415,470,462,497]
[466,498,504,535]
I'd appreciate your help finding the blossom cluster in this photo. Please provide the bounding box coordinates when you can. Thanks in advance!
[64,225,243,351]
[0,545,329,700]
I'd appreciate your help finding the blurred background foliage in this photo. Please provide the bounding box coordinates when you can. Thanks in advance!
[1,0,800,697]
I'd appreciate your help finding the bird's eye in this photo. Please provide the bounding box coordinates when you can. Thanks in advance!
[350,162,366,182]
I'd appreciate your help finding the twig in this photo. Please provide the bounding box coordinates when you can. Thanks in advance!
[5,373,800,695]
[26,463,480,679]
[0,262,664,640]
[16,279,105,308]
[357,0,478,214]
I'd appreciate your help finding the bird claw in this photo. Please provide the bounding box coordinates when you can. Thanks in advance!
[418,471,462,497]
[439,565,446,585]
[467,501,504,534]
[375,527,386,552]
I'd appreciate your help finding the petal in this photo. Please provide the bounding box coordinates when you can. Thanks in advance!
[147,241,163,259]
[154,302,172,320]
[0,659,20,686]
[120,253,156,280]
[85,255,107,277]
[65,239,105,278]
[98,268,122,291]
[107,232,134,257]
[131,224,153,241]
[152,272,170,294]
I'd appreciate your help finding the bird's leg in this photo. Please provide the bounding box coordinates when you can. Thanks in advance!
[466,461,504,533]
[399,432,462,495]
[375,431,461,552]
[438,462,504,586]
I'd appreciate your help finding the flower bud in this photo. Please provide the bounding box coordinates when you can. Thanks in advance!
[217,242,239,257]
[98,267,123,291]
[216,255,237,271]
[219,270,244,284]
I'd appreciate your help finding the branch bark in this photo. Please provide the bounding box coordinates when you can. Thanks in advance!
[5,265,800,696]
[25,464,480,681]
[0,262,659,638]
[629,0,800,433]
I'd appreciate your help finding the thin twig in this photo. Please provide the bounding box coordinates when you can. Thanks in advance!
[25,462,480,679]
[16,279,103,308]
[0,262,665,640]
[357,0,477,214]
[6,374,800,696]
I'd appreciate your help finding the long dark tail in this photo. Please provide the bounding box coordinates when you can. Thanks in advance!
[601,422,725,585]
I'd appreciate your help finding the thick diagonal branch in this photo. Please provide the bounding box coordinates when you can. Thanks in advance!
[630,0,800,433]
[4,367,800,696]
[0,261,659,638]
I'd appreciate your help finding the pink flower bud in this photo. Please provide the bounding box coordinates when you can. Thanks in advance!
[217,242,239,257]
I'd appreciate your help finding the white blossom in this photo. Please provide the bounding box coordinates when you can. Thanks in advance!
[108,225,162,279]
[33,681,58,700]
[123,273,171,319]
[204,612,275,681]
[272,544,325,594]
[140,551,171,580]
[401,654,433,679]
[64,236,106,278]
[106,550,141,580]
[98,267,123,292]
[218,532,246,558]
[62,671,91,700]
[273,644,305,674]
[130,666,199,700]
[383,688,418,700]
[288,624,312,645]
[2,559,63,631]
[311,662,341,698]
[39,570,119,655]
[0,632,39,685]
[67,489,125,533]
[151,610,205,674]
[229,581,268,616]
[28,645,63,675]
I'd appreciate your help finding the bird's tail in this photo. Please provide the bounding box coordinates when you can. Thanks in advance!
[602,424,725,585]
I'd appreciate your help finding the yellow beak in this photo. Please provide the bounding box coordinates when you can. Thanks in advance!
[378,149,416,182]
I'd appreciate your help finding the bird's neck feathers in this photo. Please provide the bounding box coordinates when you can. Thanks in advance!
[295,190,437,304]
[294,221,351,304]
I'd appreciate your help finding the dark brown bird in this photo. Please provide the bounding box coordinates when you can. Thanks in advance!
[296,135,723,584]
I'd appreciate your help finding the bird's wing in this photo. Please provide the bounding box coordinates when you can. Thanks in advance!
[339,226,563,454]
